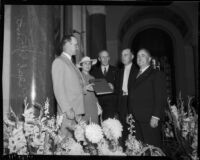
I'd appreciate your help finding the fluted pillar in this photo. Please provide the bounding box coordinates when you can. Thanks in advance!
[8,5,60,117]
[87,5,107,58]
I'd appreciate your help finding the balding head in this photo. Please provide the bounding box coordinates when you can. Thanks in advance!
[98,50,110,66]
[136,48,152,69]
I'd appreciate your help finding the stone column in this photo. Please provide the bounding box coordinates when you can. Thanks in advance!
[87,5,106,59]
[72,5,86,63]
[9,5,60,117]
[3,5,11,120]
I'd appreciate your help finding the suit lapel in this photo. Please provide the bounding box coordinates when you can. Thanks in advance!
[60,54,85,85]
[120,68,125,89]
[128,64,137,89]
[132,66,154,89]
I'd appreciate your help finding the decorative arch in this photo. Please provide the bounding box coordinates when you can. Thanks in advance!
[118,6,193,44]
[120,18,187,98]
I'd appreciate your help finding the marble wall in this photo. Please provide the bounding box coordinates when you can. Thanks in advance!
[8,5,61,117]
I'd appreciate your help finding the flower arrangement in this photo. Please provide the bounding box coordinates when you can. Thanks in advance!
[125,114,166,156]
[3,97,125,156]
[163,92,198,160]
[4,97,166,156]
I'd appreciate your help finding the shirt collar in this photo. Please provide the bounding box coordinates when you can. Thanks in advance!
[62,52,72,61]
[125,62,132,69]
[140,65,150,73]
[101,65,109,70]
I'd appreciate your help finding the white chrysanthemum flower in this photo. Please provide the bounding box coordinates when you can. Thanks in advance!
[74,125,85,142]
[102,118,123,141]
[85,123,103,143]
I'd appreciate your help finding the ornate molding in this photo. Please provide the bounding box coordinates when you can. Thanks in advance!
[86,6,106,15]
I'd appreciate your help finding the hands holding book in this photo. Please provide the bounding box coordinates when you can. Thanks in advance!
[84,83,94,92]
[108,83,114,90]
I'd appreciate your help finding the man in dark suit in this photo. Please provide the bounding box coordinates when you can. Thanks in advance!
[128,48,167,148]
[115,48,138,150]
[90,50,118,120]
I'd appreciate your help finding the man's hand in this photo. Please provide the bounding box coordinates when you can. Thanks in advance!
[75,115,83,123]
[150,116,159,128]
[85,83,94,91]
[108,83,114,90]
[97,102,102,115]
[66,108,75,120]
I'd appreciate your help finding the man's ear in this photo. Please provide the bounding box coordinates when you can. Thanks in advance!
[131,54,134,60]
[149,57,152,62]
[98,57,101,61]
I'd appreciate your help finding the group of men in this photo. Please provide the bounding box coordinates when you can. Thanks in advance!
[51,34,167,150]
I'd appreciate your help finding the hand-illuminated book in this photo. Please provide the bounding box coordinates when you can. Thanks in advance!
[89,78,113,95]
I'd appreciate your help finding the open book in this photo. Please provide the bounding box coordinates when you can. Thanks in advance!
[89,78,113,95]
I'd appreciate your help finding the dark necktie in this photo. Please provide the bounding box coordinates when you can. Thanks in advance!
[103,67,107,75]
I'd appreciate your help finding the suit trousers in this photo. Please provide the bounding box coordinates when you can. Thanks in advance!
[118,95,129,151]
[98,94,116,120]
[134,120,162,148]
[59,113,76,138]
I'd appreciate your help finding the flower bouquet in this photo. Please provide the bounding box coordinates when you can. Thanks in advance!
[4,97,167,156]
[72,118,125,156]
[3,97,125,156]
[125,114,166,156]
[4,97,64,155]
[163,92,198,160]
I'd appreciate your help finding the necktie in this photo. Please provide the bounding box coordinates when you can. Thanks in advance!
[103,67,107,75]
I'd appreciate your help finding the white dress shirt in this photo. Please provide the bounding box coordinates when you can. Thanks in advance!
[101,65,109,74]
[62,52,72,61]
[122,63,132,95]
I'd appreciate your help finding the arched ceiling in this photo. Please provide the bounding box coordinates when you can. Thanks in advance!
[119,7,190,42]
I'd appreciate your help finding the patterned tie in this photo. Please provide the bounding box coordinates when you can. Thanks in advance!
[103,67,107,75]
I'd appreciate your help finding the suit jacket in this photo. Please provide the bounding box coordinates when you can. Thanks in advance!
[115,64,138,116]
[90,64,118,88]
[51,53,85,116]
[90,64,118,111]
[128,66,167,122]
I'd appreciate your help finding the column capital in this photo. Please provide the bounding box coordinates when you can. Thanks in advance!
[86,5,106,15]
